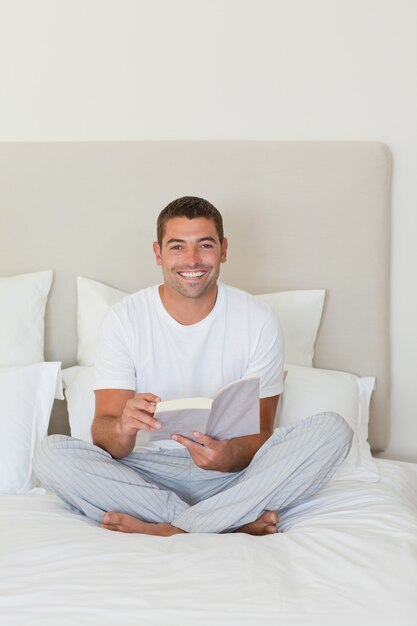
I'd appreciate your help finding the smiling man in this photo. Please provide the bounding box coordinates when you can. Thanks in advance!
[34,196,353,536]
[153,211,228,323]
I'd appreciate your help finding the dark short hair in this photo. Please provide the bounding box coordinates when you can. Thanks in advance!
[157,196,224,246]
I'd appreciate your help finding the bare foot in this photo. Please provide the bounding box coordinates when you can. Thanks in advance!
[101,512,186,536]
[235,511,280,535]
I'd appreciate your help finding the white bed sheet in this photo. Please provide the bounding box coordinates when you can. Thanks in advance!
[1,459,416,626]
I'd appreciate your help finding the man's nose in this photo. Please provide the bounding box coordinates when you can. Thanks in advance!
[184,246,201,265]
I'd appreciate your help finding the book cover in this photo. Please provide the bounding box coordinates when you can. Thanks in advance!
[148,377,260,442]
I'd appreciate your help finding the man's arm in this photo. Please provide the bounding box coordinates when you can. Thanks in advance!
[172,395,280,472]
[92,389,162,459]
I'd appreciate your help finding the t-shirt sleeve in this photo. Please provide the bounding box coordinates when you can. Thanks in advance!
[243,309,284,398]
[93,305,137,391]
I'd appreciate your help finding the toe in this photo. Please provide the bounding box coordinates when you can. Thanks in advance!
[264,511,279,525]
[265,524,279,534]
[102,512,112,524]
[102,512,122,529]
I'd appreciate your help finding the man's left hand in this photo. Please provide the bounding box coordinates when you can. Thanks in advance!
[171,432,235,472]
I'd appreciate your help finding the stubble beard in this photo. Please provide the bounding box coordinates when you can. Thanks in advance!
[166,265,219,300]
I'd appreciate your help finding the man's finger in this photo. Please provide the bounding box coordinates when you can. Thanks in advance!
[171,434,205,450]
[130,394,161,412]
[142,416,162,431]
[191,432,216,447]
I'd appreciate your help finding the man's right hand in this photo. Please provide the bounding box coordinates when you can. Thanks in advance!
[119,393,162,436]
[92,389,161,458]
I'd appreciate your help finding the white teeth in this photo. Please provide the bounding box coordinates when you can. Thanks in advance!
[179,271,205,278]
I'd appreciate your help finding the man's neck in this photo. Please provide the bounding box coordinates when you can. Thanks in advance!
[158,284,219,325]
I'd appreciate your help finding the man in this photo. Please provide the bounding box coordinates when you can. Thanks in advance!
[34,196,352,536]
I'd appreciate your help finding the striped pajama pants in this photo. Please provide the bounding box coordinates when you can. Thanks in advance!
[33,412,352,533]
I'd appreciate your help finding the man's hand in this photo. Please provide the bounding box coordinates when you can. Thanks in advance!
[171,432,237,472]
[119,393,162,437]
[93,389,162,459]
[172,396,279,472]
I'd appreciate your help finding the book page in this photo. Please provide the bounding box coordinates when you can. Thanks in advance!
[147,377,260,443]
[155,396,212,412]
[148,407,210,442]
[208,377,260,439]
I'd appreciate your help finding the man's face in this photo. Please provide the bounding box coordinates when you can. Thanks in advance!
[153,217,228,300]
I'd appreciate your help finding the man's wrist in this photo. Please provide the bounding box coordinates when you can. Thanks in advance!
[215,439,250,473]
[92,415,137,459]
[225,432,270,472]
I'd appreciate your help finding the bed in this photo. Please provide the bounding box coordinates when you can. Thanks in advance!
[1,141,416,626]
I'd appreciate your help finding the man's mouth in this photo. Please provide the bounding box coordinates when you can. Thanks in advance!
[178,271,206,279]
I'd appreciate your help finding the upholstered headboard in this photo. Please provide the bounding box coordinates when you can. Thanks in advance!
[0,141,391,451]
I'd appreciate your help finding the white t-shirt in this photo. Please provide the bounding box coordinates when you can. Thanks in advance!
[94,281,284,448]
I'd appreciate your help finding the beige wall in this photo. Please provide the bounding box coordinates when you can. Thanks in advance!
[0,0,416,461]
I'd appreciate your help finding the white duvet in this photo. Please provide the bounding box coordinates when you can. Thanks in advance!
[1,459,417,626]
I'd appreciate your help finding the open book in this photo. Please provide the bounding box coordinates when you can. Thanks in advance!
[148,377,260,443]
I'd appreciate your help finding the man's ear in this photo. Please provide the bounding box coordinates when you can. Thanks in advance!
[221,238,228,263]
[153,241,162,266]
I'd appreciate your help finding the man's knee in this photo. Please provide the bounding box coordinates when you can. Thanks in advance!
[305,412,353,464]
[33,435,72,480]
[271,411,353,452]
[35,434,70,459]
[325,412,353,446]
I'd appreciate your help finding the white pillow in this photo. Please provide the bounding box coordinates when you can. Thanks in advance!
[77,276,325,367]
[0,271,53,367]
[277,364,378,481]
[62,365,95,443]
[0,362,63,494]
[256,290,325,367]
[77,277,126,366]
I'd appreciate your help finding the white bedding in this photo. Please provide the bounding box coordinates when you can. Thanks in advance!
[1,459,416,626]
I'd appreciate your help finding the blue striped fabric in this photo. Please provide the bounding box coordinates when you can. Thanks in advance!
[34,412,352,533]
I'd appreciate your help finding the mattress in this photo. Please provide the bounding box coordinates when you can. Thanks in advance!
[1,459,416,626]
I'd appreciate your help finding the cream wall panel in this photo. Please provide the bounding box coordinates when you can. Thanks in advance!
[0,0,415,460]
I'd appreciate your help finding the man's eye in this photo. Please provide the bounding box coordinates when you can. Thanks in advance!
[201,243,214,249]
[170,245,182,251]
